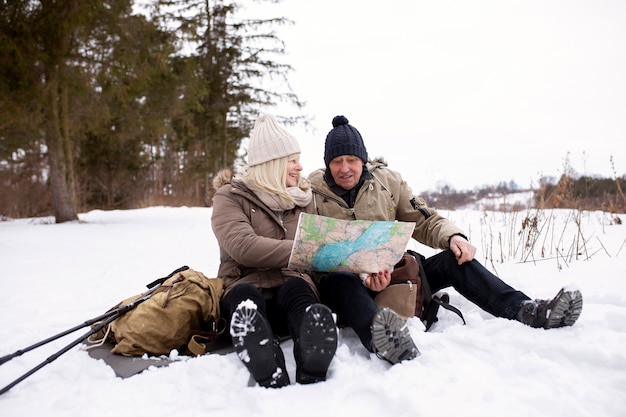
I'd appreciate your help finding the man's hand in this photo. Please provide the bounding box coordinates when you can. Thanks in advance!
[364,269,391,291]
[450,234,476,265]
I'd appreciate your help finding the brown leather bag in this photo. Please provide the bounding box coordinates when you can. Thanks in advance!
[374,250,465,330]
[374,252,424,320]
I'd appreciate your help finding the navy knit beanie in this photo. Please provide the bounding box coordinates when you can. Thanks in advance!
[324,115,369,167]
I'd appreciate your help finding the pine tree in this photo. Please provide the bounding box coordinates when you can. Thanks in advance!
[147,0,304,206]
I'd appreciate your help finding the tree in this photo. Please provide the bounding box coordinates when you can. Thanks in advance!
[0,1,50,217]
[1,0,141,222]
[147,0,305,206]
[76,11,178,210]
[1,0,305,217]
[37,0,86,223]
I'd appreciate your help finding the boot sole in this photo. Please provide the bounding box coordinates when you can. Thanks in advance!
[230,302,289,387]
[298,304,338,383]
[371,307,420,364]
[544,288,583,329]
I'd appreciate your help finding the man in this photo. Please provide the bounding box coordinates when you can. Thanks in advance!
[308,115,583,364]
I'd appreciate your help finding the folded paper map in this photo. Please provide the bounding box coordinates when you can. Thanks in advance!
[288,213,415,274]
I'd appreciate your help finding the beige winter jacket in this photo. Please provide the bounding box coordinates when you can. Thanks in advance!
[308,159,465,250]
[211,171,317,296]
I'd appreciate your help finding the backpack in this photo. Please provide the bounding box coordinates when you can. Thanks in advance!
[90,266,226,356]
[375,250,466,331]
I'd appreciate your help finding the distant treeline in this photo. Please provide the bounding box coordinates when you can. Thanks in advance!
[420,175,626,213]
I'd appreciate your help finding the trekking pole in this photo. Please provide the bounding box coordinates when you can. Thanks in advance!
[0,308,129,366]
[0,265,189,395]
[0,265,188,367]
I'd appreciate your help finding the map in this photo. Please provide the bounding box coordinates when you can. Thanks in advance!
[288,213,415,274]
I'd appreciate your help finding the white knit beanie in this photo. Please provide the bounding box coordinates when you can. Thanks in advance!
[247,114,301,166]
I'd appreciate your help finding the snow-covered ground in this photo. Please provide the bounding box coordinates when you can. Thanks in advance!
[1,206,624,417]
[459,191,536,211]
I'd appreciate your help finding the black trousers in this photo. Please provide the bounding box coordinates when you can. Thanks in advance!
[423,249,531,319]
[317,249,531,350]
[220,278,318,340]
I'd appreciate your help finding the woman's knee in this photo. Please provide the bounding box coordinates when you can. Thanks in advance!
[275,277,317,305]
[222,283,264,315]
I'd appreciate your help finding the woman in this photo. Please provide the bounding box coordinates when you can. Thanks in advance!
[211,114,337,388]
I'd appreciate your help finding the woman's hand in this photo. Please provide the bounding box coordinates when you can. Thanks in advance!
[364,269,391,291]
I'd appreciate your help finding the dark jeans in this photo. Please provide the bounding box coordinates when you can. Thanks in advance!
[317,249,531,349]
[423,249,530,319]
[220,278,318,340]
[317,272,378,351]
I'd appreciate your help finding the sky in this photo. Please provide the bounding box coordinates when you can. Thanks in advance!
[0,206,625,416]
[259,0,626,192]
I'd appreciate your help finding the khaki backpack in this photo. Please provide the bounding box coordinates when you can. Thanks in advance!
[93,267,225,356]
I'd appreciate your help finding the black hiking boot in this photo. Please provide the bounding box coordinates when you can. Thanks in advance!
[295,304,338,384]
[516,287,583,329]
[230,301,290,388]
[371,307,420,364]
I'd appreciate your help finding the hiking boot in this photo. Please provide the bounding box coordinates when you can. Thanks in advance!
[371,307,420,364]
[516,287,583,329]
[230,300,290,388]
[295,304,338,384]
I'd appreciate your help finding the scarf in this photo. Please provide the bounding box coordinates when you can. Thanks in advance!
[240,179,312,212]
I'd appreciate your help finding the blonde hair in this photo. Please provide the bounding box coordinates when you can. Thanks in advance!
[240,154,306,207]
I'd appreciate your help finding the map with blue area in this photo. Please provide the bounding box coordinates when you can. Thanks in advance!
[288,213,415,274]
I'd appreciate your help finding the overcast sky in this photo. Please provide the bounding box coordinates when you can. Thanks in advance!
[258,0,626,192]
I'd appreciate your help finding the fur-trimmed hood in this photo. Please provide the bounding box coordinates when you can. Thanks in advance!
[212,168,234,190]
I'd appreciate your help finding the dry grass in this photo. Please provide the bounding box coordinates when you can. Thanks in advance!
[473,206,624,273]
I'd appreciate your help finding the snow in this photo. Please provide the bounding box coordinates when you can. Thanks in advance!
[1,206,625,417]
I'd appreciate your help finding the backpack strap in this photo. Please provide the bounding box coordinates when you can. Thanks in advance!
[406,249,435,324]
[186,317,227,355]
[406,249,467,331]
[422,299,440,331]
[146,265,190,289]
[434,293,466,326]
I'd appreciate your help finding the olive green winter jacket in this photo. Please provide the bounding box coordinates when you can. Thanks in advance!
[308,159,465,251]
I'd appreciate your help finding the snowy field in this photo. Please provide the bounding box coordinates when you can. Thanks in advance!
[0,206,625,417]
